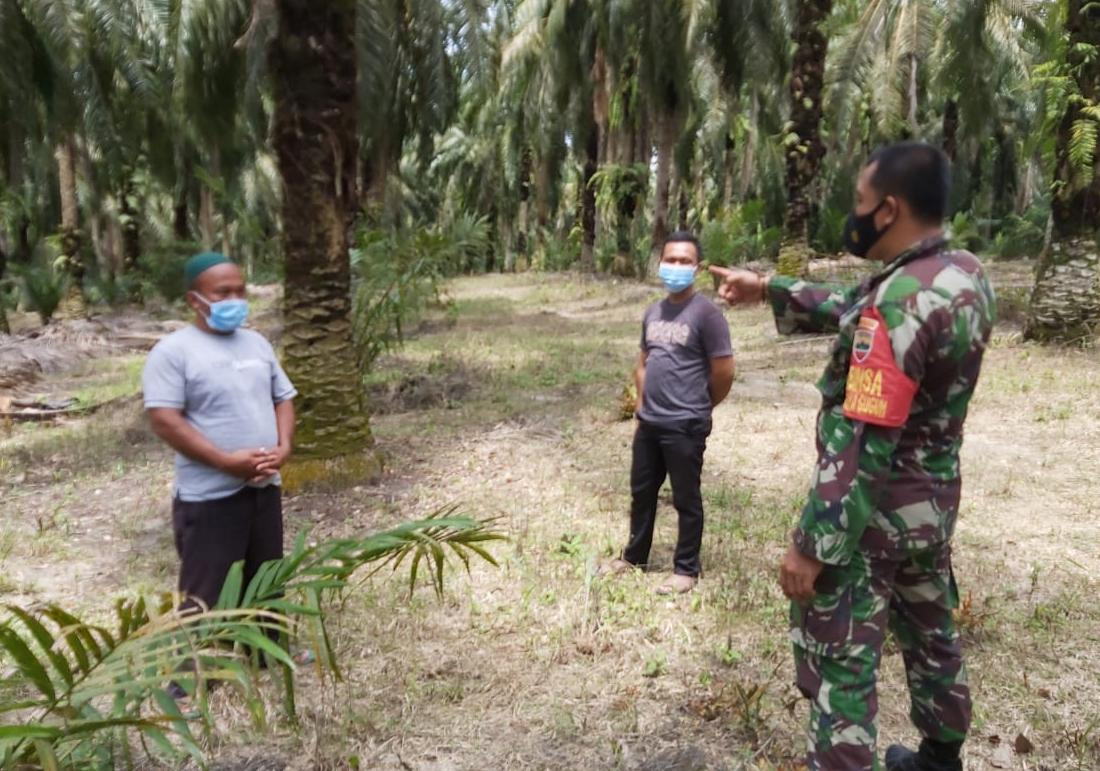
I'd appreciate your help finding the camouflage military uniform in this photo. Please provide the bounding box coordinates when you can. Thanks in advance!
[766,236,996,771]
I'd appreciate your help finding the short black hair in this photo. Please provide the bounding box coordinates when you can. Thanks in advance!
[867,142,951,223]
[662,230,702,262]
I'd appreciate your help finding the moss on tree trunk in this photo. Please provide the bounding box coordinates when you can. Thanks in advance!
[778,0,833,278]
[270,0,374,460]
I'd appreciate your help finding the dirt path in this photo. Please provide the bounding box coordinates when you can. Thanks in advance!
[1,270,1097,770]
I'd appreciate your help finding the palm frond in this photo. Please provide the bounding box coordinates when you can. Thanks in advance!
[1068,115,1098,185]
[0,511,504,768]
[502,0,553,66]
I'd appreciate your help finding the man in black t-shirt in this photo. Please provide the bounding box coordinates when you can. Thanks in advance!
[603,232,735,594]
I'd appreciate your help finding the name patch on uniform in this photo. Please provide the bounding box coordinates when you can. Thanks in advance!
[842,307,917,428]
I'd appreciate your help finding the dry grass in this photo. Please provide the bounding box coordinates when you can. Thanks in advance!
[2,267,1098,770]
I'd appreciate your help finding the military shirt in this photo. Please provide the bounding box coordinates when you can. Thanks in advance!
[766,236,996,564]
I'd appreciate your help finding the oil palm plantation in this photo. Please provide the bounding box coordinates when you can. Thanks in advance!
[505,0,612,271]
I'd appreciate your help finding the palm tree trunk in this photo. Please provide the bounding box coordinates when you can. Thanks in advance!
[359,146,389,221]
[942,98,959,162]
[120,175,143,304]
[174,155,191,241]
[199,188,215,249]
[907,55,919,137]
[1026,0,1100,343]
[649,114,674,275]
[198,147,220,250]
[515,147,532,271]
[739,94,759,199]
[722,132,736,210]
[991,127,1016,222]
[777,0,833,277]
[271,0,373,458]
[221,218,231,258]
[1016,155,1038,214]
[6,118,31,269]
[3,117,25,329]
[0,242,9,334]
[54,134,86,320]
[581,127,598,270]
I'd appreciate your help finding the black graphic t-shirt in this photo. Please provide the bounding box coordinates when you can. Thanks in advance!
[637,293,733,425]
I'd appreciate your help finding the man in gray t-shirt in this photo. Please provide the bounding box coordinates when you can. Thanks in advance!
[603,232,735,594]
[143,252,296,627]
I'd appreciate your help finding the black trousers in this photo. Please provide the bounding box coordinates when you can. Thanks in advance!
[623,417,711,577]
[172,485,284,611]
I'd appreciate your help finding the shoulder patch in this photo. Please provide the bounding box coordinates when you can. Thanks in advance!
[843,307,918,428]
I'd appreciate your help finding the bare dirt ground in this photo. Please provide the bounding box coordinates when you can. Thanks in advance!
[1,264,1097,770]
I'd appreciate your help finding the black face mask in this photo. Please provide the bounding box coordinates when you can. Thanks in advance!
[842,199,890,258]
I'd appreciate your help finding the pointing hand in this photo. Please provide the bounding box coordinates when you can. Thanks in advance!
[708,265,768,306]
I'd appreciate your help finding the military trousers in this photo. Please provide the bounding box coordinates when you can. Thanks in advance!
[790,545,971,771]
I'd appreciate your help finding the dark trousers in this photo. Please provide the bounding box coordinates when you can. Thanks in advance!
[623,417,711,577]
[172,485,284,611]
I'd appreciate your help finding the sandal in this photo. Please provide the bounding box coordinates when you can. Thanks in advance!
[655,574,697,595]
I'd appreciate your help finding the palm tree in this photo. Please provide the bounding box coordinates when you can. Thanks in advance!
[506,0,607,270]
[269,0,373,458]
[776,0,833,277]
[638,0,693,274]
[356,0,468,221]
[1025,0,1100,342]
[52,135,86,319]
[829,0,1043,214]
[4,0,90,317]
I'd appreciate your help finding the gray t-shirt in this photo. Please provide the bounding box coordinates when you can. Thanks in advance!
[142,325,297,502]
[637,293,733,425]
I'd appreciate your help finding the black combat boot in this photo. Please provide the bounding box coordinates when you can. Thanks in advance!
[884,739,963,771]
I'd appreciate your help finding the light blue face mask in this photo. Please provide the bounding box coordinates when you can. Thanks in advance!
[194,293,249,332]
[658,262,697,293]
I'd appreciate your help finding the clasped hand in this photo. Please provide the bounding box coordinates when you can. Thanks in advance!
[220,446,290,483]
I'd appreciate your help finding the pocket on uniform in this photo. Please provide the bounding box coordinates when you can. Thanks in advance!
[791,568,855,656]
[946,562,960,612]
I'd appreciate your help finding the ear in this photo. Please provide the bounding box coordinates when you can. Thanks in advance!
[880,195,901,226]
[184,291,203,314]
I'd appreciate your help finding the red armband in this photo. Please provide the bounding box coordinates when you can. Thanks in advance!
[842,307,918,428]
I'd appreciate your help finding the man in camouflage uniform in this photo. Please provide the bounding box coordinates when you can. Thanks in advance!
[711,143,995,771]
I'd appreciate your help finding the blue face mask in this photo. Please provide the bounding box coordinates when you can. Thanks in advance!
[658,263,697,293]
[194,293,249,332]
